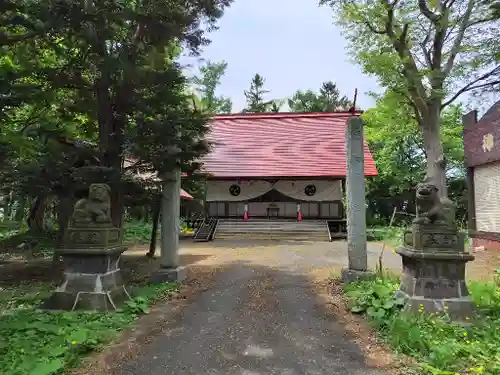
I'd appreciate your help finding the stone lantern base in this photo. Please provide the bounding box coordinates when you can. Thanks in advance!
[395,224,477,321]
[42,226,131,311]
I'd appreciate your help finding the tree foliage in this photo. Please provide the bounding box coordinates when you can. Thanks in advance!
[192,60,232,114]
[288,81,352,112]
[493,2,500,18]
[0,0,233,229]
[363,90,467,224]
[243,73,273,113]
[320,0,500,197]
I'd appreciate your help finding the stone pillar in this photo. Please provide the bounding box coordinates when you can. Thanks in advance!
[341,116,372,283]
[153,169,186,282]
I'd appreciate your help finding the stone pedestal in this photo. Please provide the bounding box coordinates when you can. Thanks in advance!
[341,268,375,283]
[152,266,187,283]
[342,116,372,283]
[396,223,476,320]
[43,225,130,311]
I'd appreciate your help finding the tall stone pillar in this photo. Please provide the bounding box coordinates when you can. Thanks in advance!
[341,116,372,283]
[153,169,186,282]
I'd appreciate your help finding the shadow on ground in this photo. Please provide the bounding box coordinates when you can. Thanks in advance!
[0,253,211,287]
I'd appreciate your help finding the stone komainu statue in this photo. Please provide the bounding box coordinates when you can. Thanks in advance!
[414,180,455,226]
[71,183,112,225]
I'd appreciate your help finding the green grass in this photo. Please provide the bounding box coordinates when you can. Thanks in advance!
[123,220,156,244]
[0,281,180,375]
[367,226,405,247]
[344,274,500,375]
[0,218,191,374]
[123,219,192,244]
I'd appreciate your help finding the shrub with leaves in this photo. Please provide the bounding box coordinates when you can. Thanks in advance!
[123,218,191,244]
[344,276,500,374]
[345,278,404,325]
[124,220,155,244]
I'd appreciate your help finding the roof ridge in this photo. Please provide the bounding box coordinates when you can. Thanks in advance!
[212,111,362,120]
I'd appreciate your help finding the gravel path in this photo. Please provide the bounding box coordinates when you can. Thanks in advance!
[115,241,391,375]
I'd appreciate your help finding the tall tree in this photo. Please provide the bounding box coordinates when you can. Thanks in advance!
[192,60,232,114]
[269,99,284,113]
[363,90,466,223]
[288,81,352,112]
[319,81,352,111]
[244,73,271,112]
[5,0,233,227]
[320,0,500,197]
[288,90,326,112]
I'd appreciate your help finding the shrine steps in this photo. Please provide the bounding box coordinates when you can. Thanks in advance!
[214,219,330,241]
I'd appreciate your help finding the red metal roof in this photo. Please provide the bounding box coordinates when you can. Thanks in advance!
[201,112,378,178]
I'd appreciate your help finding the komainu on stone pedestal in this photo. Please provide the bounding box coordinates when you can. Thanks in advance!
[43,183,131,311]
[395,180,476,321]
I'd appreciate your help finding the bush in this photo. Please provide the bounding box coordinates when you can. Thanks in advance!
[367,226,405,247]
[123,218,192,244]
[345,277,404,325]
[124,220,155,244]
[344,276,500,375]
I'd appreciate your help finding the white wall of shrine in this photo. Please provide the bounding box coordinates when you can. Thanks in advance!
[206,180,343,218]
[206,180,342,202]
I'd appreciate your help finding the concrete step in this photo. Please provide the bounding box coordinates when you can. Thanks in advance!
[217,222,327,229]
[217,228,327,233]
[218,220,325,223]
[217,222,325,227]
[215,219,330,241]
[214,231,329,241]
[216,230,329,234]
[218,220,324,223]
[216,230,328,235]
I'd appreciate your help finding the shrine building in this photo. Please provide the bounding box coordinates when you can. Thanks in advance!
[193,111,378,241]
[463,100,500,251]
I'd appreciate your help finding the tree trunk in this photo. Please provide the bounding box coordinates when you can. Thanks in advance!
[93,24,125,229]
[420,106,447,198]
[15,195,25,221]
[2,192,11,220]
[54,196,74,264]
[147,197,161,257]
[101,94,126,229]
[98,106,124,229]
[110,189,124,228]
[4,191,12,219]
[56,196,73,248]
[107,86,130,229]
[28,196,46,233]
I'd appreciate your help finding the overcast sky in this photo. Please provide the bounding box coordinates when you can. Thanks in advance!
[181,0,382,112]
[179,0,499,115]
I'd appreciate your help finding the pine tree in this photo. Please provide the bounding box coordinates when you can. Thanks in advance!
[2,0,234,227]
[244,74,271,112]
